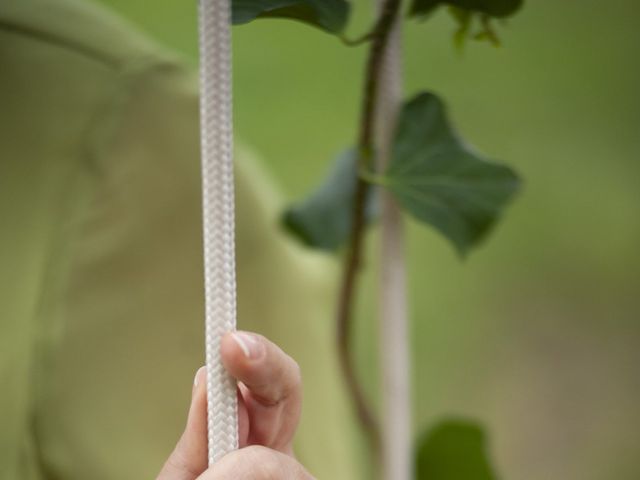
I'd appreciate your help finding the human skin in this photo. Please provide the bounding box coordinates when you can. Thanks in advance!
[156,332,315,479]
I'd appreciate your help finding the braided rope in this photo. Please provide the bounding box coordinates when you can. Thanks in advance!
[197,0,239,466]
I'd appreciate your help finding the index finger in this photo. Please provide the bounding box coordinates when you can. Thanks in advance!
[220,332,302,453]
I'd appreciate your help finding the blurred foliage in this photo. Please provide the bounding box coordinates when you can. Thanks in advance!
[409,0,523,48]
[283,149,377,251]
[416,419,497,480]
[232,0,350,33]
[283,90,520,256]
[409,0,522,19]
[380,92,520,256]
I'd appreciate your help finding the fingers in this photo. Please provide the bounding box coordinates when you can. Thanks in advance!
[199,446,315,480]
[157,367,209,480]
[221,332,302,454]
[157,331,304,480]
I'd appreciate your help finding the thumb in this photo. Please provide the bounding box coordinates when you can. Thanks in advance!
[157,367,209,480]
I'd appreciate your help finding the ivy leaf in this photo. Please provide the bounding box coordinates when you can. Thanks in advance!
[232,0,350,33]
[282,149,376,251]
[379,92,520,256]
[416,419,498,480]
[409,0,523,19]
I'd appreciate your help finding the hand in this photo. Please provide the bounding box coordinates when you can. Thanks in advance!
[157,331,314,479]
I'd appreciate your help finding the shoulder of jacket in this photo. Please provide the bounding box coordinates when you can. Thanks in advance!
[0,0,178,72]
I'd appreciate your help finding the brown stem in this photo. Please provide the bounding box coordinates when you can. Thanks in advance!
[337,174,379,451]
[336,0,403,459]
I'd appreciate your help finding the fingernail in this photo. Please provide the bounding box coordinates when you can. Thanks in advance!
[231,332,262,359]
[194,366,205,387]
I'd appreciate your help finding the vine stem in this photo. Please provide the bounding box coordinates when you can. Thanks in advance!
[335,0,403,463]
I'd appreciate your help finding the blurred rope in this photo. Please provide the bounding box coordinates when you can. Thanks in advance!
[374,3,412,479]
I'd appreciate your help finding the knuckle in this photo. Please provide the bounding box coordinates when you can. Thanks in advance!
[262,350,302,406]
[279,355,302,404]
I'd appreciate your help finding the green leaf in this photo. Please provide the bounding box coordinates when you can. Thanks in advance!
[232,0,350,33]
[416,419,498,480]
[409,0,523,19]
[379,92,520,255]
[282,149,376,251]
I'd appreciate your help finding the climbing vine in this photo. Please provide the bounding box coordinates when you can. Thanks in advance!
[232,0,523,478]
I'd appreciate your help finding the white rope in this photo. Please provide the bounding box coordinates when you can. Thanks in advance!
[374,6,412,480]
[198,0,239,466]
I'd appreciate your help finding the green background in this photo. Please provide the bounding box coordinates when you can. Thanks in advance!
[96,1,640,478]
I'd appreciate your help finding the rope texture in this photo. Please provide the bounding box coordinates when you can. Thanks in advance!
[198,0,239,465]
